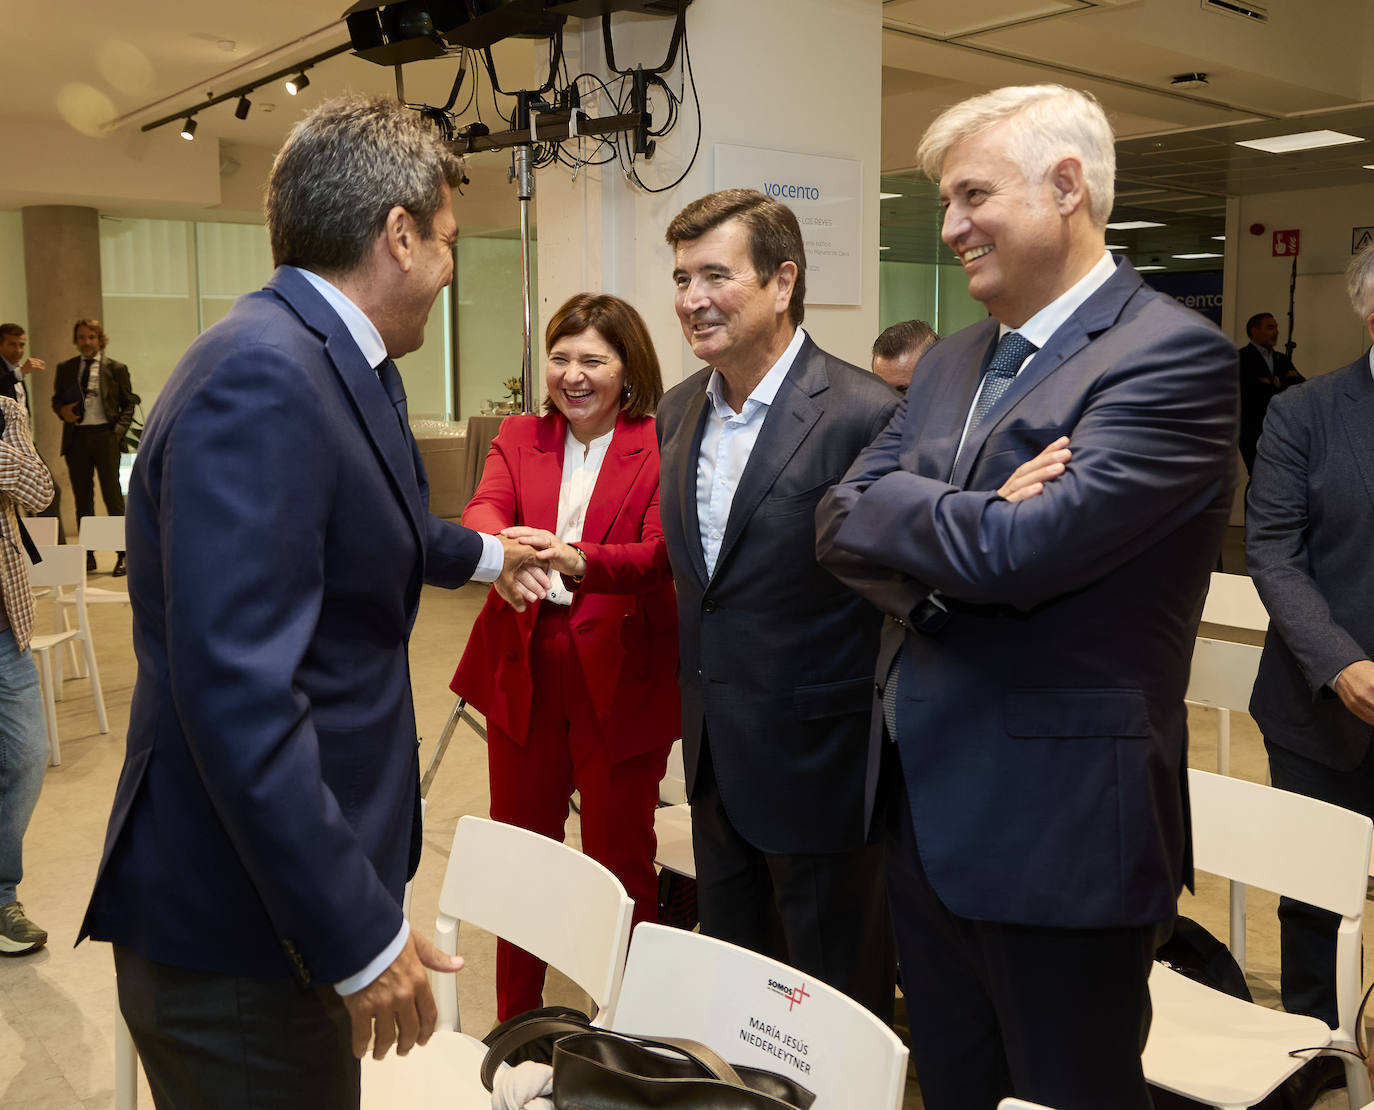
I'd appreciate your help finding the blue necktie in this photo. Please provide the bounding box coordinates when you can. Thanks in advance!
[376,358,408,426]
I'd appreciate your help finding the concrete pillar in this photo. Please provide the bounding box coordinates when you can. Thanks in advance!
[22,205,102,536]
[536,0,883,392]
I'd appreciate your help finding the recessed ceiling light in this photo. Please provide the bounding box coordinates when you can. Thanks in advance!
[879,192,903,200]
[879,245,891,251]
[1173,252,1223,259]
[1212,235,1226,240]
[1136,265,1167,272]
[1364,164,1374,171]
[1106,244,1128,251]
[1106,220,1166,230]
[1236,130,1363,153]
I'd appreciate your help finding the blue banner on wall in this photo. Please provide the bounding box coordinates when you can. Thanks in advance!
[1140,269,1223,326]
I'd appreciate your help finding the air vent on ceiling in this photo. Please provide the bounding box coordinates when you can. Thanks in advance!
[1201,0,1268,23]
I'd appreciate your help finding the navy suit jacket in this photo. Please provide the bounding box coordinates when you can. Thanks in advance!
[80,267,484,984]
[1237,342,1303,472]
[1247,355,1374,770]
[817,259,1238,929]
[657,335,897,854]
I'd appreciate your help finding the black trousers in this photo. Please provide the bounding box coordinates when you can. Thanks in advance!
[690,733,896,1023]
[880,742,1164,1110]
[1265,737,1374,1029]
[114,946,359,1110]
[66,423,125,530]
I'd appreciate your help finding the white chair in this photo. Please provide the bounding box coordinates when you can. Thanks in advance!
[998,1101,1061,1109]
[611,923,909,1110]
[20,516,58,546]
[1201,571,1269,632]
[654,801,695,879]
[361,816,634,1106]
[659,738,687,805]
[69,514,132,608]
[1185,635,1266,969]
[1143,769,1374,1110]
[27,545,108,765]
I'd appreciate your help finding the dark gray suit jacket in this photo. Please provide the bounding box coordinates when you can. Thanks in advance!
[656,335,897,854]
[1247,354,1374,770]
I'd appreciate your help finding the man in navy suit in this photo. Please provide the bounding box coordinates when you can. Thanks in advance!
[656,189,898,1019]
[1246,244,1374,1099]
[817,85,1237,1109]
[0,323,43,413]
[1237,310,1303,474]
[80,95,542,1107]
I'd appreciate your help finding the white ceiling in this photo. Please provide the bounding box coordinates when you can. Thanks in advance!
[2,0,1372,235]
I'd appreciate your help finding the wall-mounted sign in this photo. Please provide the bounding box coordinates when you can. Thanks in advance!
[1272,229,1300,257]
[713,144,863,306]
[1353,227,1374,254]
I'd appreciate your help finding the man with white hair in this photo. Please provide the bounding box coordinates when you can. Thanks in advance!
[817,85,1237,1108]
[1244,243,1374,1106]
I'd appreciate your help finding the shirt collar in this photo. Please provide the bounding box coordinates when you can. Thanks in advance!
[1005,252,1117,349]
[704,326,807,417]
[1367,346,1373,382]
[291,266,388,370]
[563,422,615,460]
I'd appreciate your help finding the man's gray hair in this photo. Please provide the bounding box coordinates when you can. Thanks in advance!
[916,84,1116,228]
[266,94,461,275]
[1347,242,1374,321]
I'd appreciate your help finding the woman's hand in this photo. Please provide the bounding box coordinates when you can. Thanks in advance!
[502,526,588,579]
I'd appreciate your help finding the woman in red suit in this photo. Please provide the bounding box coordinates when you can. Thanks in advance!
[451,293,679,1019]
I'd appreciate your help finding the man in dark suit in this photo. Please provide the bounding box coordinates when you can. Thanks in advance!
[1238,310,1303,474]
[1245,244,1374,1103]
[657,188,898,1018]
[0,323,44,413]
[80,95,541,1107]
[871,318,937,395]
[51,318,136,573]
[816,85,1237,1109]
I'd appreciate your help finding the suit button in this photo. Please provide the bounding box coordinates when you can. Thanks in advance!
[702,600,716,613]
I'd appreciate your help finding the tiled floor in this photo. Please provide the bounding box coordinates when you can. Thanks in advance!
[0,537,1361,1108]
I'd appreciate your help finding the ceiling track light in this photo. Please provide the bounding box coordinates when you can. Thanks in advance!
[285,72,310,96]
[234,94,251,120]
[180,116,197,140]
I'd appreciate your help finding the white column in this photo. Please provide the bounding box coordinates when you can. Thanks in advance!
[536,0,883,389]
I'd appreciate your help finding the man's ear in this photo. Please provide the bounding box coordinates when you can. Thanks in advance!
[1049,157,1087,217]
[773,259,798,315]
[1365,310,1374,345]
[383,205,415,272]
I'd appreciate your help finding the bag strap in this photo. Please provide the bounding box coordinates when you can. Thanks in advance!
[557,1029,747,1086]
[480,1014,594,1090]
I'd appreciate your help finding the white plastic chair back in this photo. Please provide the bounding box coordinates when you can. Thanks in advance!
[611,923,908,1110]
[659,738,687,805]
[77,514,126,553]
[433,816,633,1032]
[998,1101,1062,1110]
[1185,637,1263,716]
[1201,571,1268,630]
[1143,771,1373,1110]
[21,517,58,546]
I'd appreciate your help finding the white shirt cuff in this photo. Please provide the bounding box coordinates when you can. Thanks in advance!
[334,919,410,996]
[471,532,505,583]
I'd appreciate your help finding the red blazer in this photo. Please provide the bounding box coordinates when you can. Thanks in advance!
[451,410,680,761]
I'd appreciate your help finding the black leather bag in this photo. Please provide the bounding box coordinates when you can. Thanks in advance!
[481,1014,816,1109]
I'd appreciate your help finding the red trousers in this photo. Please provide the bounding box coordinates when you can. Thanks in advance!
[486,604,670,1020]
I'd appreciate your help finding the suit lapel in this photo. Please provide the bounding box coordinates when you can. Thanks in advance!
[950,258,1143,487]
[712,340,824,577]
[584,414,649,544]
[522,416,565,532]
[668,385,712,586]
[1340,356,1374,515]
[268,268,427,545]
[925,321,997,483]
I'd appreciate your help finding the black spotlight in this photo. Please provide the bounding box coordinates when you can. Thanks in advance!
[234,95,251,120]
[180,116,197,140]
[285,72,310,96]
